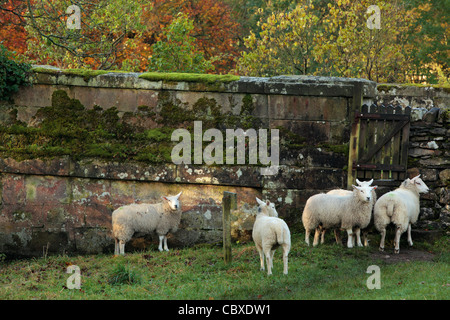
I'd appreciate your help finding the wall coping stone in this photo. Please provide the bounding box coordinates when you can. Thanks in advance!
[30,65,377,98]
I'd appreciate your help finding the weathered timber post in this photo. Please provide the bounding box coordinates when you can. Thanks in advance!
[222,191,237,264]
[347,82,363,189]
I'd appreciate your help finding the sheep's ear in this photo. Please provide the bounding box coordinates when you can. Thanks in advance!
[266,200,270,206]
[256,197,264,206]
[161,196,169,201]
[412,174,421,180]
[356,179,361,185]
[372,185,378,190]
[368,179,374,185]
[351,184,357,189]
[175,191,182,198]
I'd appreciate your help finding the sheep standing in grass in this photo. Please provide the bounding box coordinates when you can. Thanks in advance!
[374,175,429,254]
[302,184,376,248]
[324,179,377,246]
[112,192,182,255]
[252,197,291,275]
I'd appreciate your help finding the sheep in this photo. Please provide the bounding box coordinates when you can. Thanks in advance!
[302,184,376,248]
[112,192,182,255]
[252,197,291,275]
[374,175,429,254]
[324,179,377,246]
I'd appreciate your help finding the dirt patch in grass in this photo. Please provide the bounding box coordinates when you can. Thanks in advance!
[370,248,436,264]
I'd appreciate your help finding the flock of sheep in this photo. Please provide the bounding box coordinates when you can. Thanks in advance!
[111,174,429,275]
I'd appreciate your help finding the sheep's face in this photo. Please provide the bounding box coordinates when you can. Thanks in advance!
[162,192,182,211]
[356,178,373,187]
[256,197,278,217]
[410,175,429,194]
[352,185,375,202]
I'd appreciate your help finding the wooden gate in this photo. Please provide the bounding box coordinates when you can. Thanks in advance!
[348,103,411,187]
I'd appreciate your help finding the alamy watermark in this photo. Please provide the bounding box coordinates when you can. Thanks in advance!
[66,265,81,289]
[366,5,381,30]
[171,121,279,175]
[366,265,381,289]
[66,5,81,30]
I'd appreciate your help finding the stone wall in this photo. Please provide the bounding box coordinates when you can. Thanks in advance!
[376,84,449,121]
[376,83,450,234]
[407,114,450,231]
[0,69,377,257]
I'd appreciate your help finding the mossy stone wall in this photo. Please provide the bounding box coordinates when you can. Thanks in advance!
[1,68,381,256]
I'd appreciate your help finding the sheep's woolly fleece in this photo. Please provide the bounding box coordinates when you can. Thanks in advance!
[252,197,291,275]
[112,192,182,255]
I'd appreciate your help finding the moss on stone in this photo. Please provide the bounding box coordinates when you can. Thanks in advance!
[139,72,240,83]
[320,143,350,155]
[0,90,175,163]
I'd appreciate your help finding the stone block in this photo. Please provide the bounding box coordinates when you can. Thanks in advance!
[268,95,348,121]
[0,157,70,176]
[136,89,159,109]
[177,165,262,188]
[271,119,331,144]
[262,166,346,190]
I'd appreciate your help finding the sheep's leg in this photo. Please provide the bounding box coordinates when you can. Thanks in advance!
[119,240,126,255]
[407,223,413,247]
[282,245,289,275]
[313,228,321,247]
[320,228,326,244]
[379,228,386,252]
[270,250,275,269]
[334,229,342,245]
[163,236,169,251]
[264,249,272,275]
[394,226,402,254]
[255,244,265,271]
[354,228,363,247]
[346,229,354,248]
[158,235,165,252]
[305,229,310,246]
[114,238,119,255]
[363,230,369,247]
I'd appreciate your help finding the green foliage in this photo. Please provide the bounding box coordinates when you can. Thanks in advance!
[148,13,215,73]
[0,44,31,102]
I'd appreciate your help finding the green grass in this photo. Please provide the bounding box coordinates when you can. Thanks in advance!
[0,233,448,300]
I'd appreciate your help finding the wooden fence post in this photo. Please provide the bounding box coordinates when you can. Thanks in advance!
[222,191,237,264]
[347,82,363,189]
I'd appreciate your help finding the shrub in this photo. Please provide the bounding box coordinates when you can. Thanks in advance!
[0,44,31,102]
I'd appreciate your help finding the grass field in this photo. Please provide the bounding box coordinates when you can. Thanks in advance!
[0,233,449,300]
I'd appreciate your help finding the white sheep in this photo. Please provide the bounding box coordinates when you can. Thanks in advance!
[374,175,429,254]
[112,192,182,255]
[302,184,376,248]
[324,179,377,246]
[252,197,291,275]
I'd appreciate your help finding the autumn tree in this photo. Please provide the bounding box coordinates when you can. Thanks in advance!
[22,0,146,69]
[0,0,28,57]
[405,0,449,84]
[313,0,419,82]
[140,0,241,73]
[148,13,214,73]
[236,2,319,77]
[236,0,422,83]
